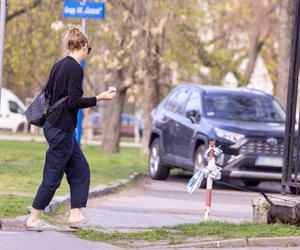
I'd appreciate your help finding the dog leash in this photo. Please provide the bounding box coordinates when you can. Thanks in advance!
[213,179,298,204]
[215,179,300,204]
[156,162,298,204]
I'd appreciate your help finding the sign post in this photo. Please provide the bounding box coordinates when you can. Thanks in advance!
[64,1,105,145]
[0,0,7,112]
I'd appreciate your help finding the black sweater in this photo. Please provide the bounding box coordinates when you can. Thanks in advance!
[45,56,97,132]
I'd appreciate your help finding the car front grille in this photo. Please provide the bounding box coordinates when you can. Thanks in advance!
[239,138,284,155]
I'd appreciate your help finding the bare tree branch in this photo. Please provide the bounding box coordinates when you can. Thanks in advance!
[265,0,280,16]
[7,0,43,22]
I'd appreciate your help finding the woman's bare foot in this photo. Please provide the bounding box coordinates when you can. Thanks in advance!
[25,209,42,228]
[68,208,85,224]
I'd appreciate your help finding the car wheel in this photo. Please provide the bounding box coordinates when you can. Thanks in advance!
[242,180,260,187]
[194,145,207,188]
[149,138,170,180]
[289,186,300,195]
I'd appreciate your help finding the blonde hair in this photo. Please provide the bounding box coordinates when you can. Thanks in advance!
[63,25,90,51]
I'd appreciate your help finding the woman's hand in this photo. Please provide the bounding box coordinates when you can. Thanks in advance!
[96,87,117,101]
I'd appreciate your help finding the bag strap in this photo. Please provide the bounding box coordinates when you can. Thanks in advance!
[45,96,68,117]
[44,60,68,116]
[43,59,67,94]
[50,96,68,110]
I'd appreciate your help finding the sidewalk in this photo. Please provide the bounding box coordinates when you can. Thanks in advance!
[0,231,123,250]
[82,176,255,231]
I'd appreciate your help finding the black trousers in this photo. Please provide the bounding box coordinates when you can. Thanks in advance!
[32,120,90,210]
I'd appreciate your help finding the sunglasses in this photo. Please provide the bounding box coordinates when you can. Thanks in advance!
[87,45,92,55]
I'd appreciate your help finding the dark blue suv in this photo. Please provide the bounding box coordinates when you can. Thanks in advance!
[148,84,286,187]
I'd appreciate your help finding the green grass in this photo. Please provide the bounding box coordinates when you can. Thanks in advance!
[0,194,69,220]
[171,221,300,239]
[77,229,168,242]
[0,195,32,218]
[0,140,147,218]
[41,203,69,225]
[0,140,147,195]
[76,221,300,247]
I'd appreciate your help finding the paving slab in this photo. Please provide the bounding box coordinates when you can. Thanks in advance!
[0,231,123,250]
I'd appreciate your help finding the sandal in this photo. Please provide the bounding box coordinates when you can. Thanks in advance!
[26,220,57,231]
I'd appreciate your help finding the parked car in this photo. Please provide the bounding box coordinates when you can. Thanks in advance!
[148,84,289,190]
[0,88,27,132]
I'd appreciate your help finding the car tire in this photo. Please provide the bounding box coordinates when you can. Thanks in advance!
[289,186,300,195]
[149,138,170,180]
[242,180,260,187]
[193,145,207,188]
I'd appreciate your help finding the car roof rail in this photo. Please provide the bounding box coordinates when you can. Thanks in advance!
[177,82,205,91]
[238,86,274,98]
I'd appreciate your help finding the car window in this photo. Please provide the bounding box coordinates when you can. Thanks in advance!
[204,93,286,123]
[164,89,179,111]
[172,88,189,114]
[185,91,201,113]
[9,101,23,114]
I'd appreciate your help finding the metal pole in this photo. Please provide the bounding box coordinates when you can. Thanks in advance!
[282,0,300,194]
[77,0,86,145]
[0,0,7,111]
[204,140,215,221]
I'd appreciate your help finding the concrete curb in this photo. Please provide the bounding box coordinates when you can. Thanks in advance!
[151,236,300,249]
[0,172,143,231]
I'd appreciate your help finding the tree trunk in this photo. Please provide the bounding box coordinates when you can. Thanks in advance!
[244,36,263,84]
[140,62,160,155]
[140,39,161,154]
[139,1,162,155]
[275,0,294,108]
[243,0,265,85]
[101,70,126,153]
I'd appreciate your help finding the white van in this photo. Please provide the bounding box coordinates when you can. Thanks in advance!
[0,88,27,132]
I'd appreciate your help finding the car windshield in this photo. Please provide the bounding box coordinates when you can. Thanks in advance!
[204,93,286,123]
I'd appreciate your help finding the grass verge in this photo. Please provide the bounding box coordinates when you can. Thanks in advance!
[0,140,147,195]
[0,195,32,218]
[41,203,69,226]
[0,194,68,222]
[0,140,147,218]
[76,221,300,247]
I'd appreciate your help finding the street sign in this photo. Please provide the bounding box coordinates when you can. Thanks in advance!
[64,1,105,19]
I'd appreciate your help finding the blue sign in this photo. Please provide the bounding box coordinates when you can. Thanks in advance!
[64,1,105,19]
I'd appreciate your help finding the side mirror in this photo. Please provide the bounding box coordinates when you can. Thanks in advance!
[186,109,201,123]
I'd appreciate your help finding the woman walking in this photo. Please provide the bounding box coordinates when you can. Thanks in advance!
[25,25,117,230]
